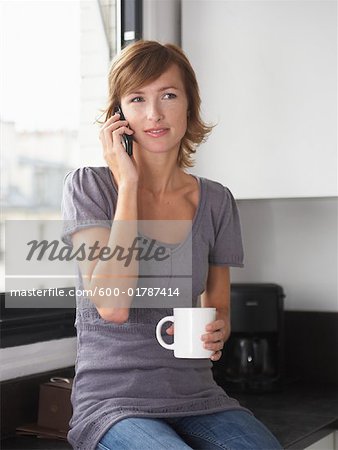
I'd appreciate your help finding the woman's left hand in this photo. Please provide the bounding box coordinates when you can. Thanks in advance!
[166,314,230,362]
[201,317,230,361]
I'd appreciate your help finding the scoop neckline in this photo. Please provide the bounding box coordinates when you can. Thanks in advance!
[106,168,205,253]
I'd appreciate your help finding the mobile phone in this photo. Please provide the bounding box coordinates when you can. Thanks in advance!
[114,105,133,157]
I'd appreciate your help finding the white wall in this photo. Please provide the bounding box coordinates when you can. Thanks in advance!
[228,197,338,312]
[182,0,337,199]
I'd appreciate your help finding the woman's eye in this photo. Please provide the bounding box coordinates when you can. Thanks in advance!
[163,93,177,100]
[130,96,144,103]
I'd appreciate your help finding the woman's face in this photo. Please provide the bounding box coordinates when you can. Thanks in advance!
[120,64,189,156]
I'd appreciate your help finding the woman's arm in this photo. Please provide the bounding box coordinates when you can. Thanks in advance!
[71,183,138,324]
[69,112,138,324]
[200,265,231,360]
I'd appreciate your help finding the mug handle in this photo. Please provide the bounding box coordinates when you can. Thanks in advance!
[155,316,174,350]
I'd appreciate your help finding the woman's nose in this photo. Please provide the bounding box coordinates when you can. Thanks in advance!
[146,102,164,122]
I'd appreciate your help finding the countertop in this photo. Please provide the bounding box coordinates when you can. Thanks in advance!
[2,381,337,449]
[233,381,338,449]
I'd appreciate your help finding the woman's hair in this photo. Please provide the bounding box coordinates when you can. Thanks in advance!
[97,40,214,169]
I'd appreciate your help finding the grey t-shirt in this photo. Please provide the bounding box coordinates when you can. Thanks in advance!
[61,166,250,450]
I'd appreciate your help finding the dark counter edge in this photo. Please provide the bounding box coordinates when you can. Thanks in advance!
[286,419,338,450]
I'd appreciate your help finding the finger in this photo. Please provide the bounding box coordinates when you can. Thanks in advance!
[122,127,134,135]
[105,116,128,126]
[203,341,224,351]
[205,319,225,332]
[100,112,124,130]
[100,115,128,137]
[210,350,222,362]
[166,325,174,335]
[108,111,124,122]
[103,126,133,151]
[202,330,225,344]
[101,120,129,136]
[112,127,134,142]
[99,118,128,143]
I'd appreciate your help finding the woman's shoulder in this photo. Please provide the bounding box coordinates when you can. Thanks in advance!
[63,166,113,190]
[200,175,225,192]
[198,175,235,205]
[61,166,115,219]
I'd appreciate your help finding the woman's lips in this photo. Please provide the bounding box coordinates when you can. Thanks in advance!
[144,128,169,138]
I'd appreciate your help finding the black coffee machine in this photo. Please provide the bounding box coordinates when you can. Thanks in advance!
[212,283,285,393]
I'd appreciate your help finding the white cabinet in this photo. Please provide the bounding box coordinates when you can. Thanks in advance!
[182,0,337,199]
[304,431,337,450]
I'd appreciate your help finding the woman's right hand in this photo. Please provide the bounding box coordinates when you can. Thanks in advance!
[99,112,138,187]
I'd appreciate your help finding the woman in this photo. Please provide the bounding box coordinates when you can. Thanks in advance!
[61,40,282,450]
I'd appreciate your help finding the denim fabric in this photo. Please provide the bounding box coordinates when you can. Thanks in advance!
[96,410,283,450]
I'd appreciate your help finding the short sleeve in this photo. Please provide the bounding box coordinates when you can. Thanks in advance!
[208,187,244,267]
[61,167,113,246]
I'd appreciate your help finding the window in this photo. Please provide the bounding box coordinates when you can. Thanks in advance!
[0,0,123,347]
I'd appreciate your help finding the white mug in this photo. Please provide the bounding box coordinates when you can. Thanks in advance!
[155,307,216,358]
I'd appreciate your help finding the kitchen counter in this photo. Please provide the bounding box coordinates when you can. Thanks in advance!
[232,381,338,449]
[2,381,337,449]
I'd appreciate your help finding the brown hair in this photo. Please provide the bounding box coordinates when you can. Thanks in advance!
[97,40,214,169]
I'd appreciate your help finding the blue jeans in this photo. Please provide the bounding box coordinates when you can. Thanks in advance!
[96,410,283,450]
